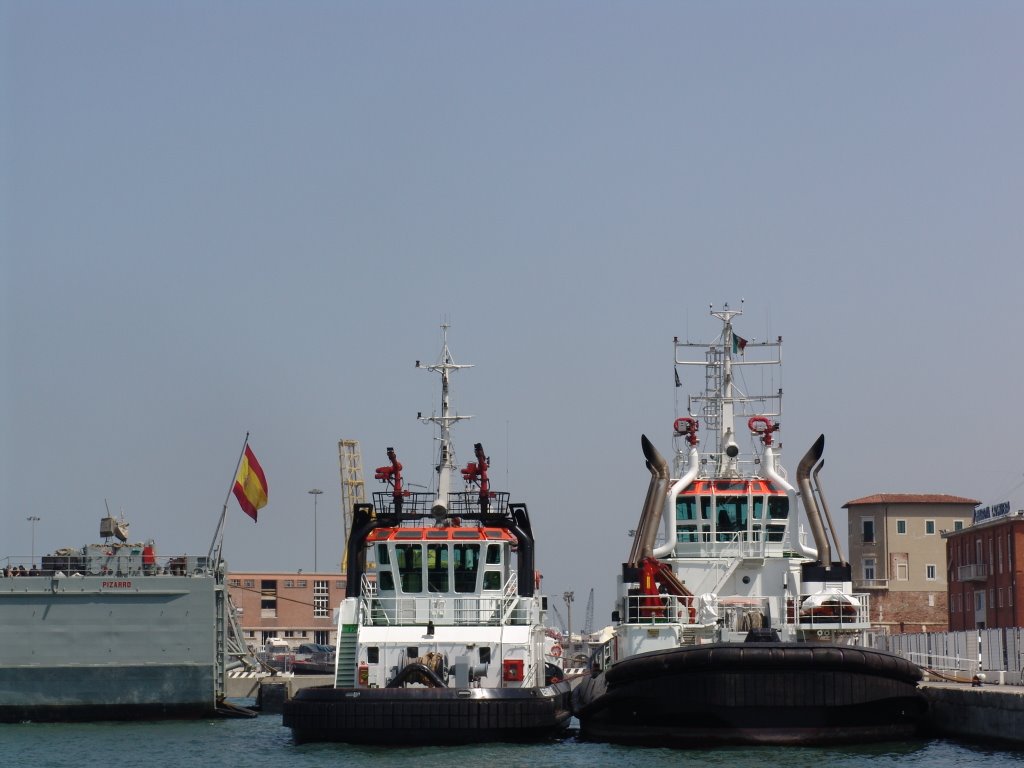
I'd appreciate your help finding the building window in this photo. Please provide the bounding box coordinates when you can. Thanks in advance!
[954,520,964,531]
[261,579,278,618]
[925,520,935,535]
[926,564,936,580]
[975,591,985,612]
[229,579,241,587]
[998,588,1004,608]
[998,538,1003,574]
[285,630,295,638]
[862,518,875,543]
[336,580,345,589]
[284,580,294,588]
[896,520,907,535]
[244,579,255,588]
[863,558,876,581]
[313,580,330,618]
[297,580,308,588]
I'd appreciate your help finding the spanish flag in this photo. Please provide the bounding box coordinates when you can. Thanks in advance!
[233,444,268,522]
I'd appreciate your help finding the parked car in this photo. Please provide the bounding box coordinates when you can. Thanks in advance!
[292,643,336,674]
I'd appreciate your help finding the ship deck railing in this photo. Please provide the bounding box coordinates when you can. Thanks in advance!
[618,591,873,632]
[359,571,529,626]
[793,592,872,631]
[372,491,511,520]
[1,553,213,578]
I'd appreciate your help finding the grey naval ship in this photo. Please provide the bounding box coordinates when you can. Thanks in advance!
[0,514,252,722]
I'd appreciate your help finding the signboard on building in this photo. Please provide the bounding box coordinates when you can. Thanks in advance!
[973,501,1011,525]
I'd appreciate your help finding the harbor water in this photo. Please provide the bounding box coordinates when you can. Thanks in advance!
[4,715,1024,768]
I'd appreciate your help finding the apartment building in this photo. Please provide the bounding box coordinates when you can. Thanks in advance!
[945,502,1024,631]
[844,494,977,634]
[227,570,347,650]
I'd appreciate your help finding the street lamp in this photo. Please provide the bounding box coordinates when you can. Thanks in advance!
[26,516,40,566]
[563,590,574,657]
[308,489,323,572]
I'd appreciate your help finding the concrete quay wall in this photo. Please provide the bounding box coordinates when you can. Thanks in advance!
[922,682,1024,746]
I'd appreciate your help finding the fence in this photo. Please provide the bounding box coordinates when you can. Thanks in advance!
[874,627,1024,683]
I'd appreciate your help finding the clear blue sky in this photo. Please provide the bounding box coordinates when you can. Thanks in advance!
[3,2,1023,622]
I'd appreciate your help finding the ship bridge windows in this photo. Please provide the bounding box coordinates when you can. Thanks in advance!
[673,489,789,547]
[378,541,493,595]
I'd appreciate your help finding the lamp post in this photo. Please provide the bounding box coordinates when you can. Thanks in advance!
[308,489,323,572]
[26,516,40,566]
[563,590,574,657]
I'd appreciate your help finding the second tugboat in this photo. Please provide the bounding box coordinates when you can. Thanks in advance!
[284,326,572,744]
[573,304,926,746]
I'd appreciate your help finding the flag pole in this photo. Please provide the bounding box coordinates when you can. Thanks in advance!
[208,431,250,565]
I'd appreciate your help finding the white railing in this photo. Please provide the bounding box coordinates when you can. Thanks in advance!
[359,572,528,627]
[620,593,697,625]
[793,592,871,630]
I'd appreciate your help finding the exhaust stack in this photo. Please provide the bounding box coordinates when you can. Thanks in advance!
[629,434,670,565]
[796,434,831,565]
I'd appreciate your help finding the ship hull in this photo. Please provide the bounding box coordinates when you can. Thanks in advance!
[0,664,216,722]
[284,681,573,745]
[0,575,220,722]
[572,643,926,746]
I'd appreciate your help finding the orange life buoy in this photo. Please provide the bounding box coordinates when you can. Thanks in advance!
[550,644,562,658]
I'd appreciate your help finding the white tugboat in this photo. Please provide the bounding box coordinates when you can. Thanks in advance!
[573,304,925,746]
[284,326,572,744]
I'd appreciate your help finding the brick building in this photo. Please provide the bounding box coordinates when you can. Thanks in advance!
[845,494,978,634]
[227,570,347,650]
[945,503,1024,631]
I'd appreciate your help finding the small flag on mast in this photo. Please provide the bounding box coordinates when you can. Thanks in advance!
[732,334,747,355]
[233,444,268,522]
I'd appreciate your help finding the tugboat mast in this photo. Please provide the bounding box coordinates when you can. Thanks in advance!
[416,323,473,518]
[674,302,783,479]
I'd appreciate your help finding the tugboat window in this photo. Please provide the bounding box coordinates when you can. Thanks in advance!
[676,497,698,542]
[377,544,390,564]
[396,544,423,593]
[479,647,491,664]
[367,647,379,664]
[427,544,449,592]
[453,544,480,593]
[483,571,501,590]
[486,544,502,565]
[766,496,788,542]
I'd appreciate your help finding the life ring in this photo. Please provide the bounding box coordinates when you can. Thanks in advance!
[550,644,562,658]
